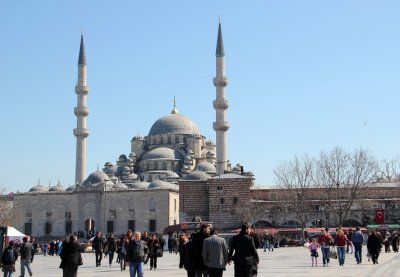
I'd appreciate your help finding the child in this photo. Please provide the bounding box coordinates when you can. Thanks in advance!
[308,238,320,267]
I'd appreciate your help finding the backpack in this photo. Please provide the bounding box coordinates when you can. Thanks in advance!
[5,248,15,263]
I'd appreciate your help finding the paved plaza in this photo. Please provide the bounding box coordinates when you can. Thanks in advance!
[18,246,400,277]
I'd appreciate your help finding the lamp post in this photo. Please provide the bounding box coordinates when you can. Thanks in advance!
[103,179,107,234]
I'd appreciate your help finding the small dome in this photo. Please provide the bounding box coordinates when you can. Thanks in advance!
[82,171,110,187]
[169,183,179,191]
[183,171,210,181]
[125,173,138,180]
[49,184,65,192]
[66,185,76,191]
[148,179,170,189]
[29,184,49,193]
[112,183,128,190]
[148,113,201,136]
[142,147,183,160]
[195,162,216,174]
[129,181,149,190]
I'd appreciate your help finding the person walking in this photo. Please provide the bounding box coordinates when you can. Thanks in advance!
[60,235,83,277]
[126,231,148,277]
[202,229,228,277]
[351,227,364,264]
[92,231,105,267]
[1,240,18,277]
[192,224,210,277]
[308,238,320,267]
[117,235,128,271]
[179,233,195,277]
[106,234,116,267]
[367,230,382,264]
[147,233,160,270]
[334,229,350,266]
[228,224,259,277]
[19,236,33,277]
[317,229,332,267]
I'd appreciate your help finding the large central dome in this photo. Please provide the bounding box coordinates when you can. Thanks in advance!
[148,113,201,136]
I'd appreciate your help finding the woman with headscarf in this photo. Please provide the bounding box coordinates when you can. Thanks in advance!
[367,230,381,264]
[60,235,83,277]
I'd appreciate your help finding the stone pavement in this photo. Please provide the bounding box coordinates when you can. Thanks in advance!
[18,247,400,277]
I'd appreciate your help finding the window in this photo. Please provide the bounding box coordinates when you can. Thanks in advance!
[65,212,72,219]
[149,220,156,232]
[45,222,52,235]
[233,197,238,205]
[25,223,32,235]
[220,197,224,204]
[174,199,177,211]
[128,220,135,231]
[217,186,223,191]
[107,221,114,233]
[65,221,72,234]
[173,220,176,225]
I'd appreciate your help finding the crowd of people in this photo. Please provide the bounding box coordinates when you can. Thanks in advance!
[306,227,400,267]
[1,225,400,277]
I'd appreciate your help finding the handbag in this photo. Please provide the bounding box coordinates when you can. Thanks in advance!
[156,248,163,257]
[329,247,338,259]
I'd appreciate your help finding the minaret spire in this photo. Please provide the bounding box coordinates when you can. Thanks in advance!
[74,34,90,185]
[213,21,229,175]
[171,96,179,114]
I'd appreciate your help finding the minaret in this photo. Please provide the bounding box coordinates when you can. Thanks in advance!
[73,34,90,185]
[213,21,229,175]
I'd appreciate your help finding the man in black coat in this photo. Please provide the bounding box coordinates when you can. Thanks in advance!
[92,231,105,267]
[191,224,210,277]
[60,235,83,277]
[228,224,259,277]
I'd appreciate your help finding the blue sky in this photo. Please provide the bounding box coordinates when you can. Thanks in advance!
[1,1,400,192]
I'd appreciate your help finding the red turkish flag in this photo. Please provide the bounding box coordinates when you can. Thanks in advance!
[375,209,384,224]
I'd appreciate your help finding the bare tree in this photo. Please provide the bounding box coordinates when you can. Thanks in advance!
[274,155,314,240]
[377,158,398,182]
[315,147,378,227]
[0,187,18,226]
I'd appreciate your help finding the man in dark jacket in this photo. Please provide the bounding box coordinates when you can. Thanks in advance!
[92,231,105,267]
[19,236,33,277]
[191,224,210,277]
[60,235,82,277]
[1,240,18,277]
[126,231,148,277]
[228,224,259,277]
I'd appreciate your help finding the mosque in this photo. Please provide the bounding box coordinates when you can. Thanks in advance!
[11,22,255,238]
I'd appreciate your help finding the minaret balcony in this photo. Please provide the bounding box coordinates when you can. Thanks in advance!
[213,77,228,87]
[74,107,90,116]
[213,99,229,110]
[75,85,89,95]
[73,128,90,138]
[213,121,230,132]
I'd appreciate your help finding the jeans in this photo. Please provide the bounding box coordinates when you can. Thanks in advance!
[95,250,102,266]
[108,251,115,265]
[20,259,33,276]
[129,261,144,277]
[353,243,362,263]
[320,247,330,265]
[3,271,13,277]
[337,246,346,265]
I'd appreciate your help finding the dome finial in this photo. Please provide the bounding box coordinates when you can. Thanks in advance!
[171,96,179,114]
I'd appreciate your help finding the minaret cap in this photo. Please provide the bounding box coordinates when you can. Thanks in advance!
[78,34,87,65]
[216,21,225,57]
[171,96,179,114]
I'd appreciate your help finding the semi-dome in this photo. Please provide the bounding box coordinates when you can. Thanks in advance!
[148,113,201,136]
[183,171,210,181]
[29,184,49,193]
[82,171,110,187]
[195,162,216,174]
[142,147,183,160]
[148,179,171,189]
[49,183,66,192]
[129,181,149,190]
